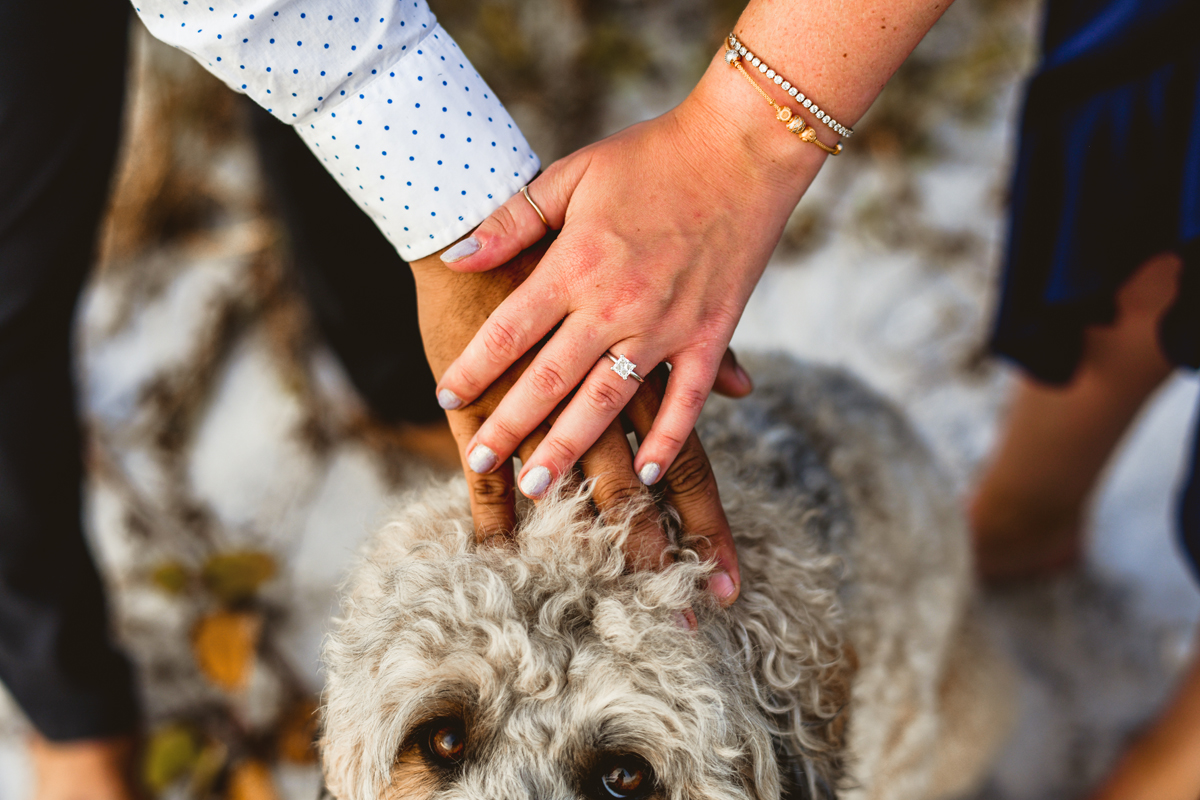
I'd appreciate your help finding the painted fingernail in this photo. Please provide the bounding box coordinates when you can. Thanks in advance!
[437,388,463,410]
[440,236,480,263]
[638,462,661,486]
[708,571,736,603]
[467,445,497,474]
[519,465,551,498]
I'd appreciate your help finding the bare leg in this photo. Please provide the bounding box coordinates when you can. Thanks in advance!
[29,735,139,800]
[970,252,1182,581]
[1088,626,1200,800]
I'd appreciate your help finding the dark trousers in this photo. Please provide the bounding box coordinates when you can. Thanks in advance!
[0,0,436,740]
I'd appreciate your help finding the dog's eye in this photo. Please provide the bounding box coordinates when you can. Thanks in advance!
[597,755,653,799]
[426,721,466,765]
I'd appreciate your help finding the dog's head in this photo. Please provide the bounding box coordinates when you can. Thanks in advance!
[321,482,848,800]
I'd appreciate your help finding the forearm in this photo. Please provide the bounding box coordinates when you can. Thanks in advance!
[736,0,952,126]
[133,0,539,260]
[678,0,952,193]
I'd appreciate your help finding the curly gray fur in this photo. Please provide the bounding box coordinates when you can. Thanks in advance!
[321,355,1013,800]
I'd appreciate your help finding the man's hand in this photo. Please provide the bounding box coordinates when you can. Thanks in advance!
[409,237,741,604]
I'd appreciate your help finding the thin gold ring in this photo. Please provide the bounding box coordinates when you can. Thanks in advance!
[520,185,549,227]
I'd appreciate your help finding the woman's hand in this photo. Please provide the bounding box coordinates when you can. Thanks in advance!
[410,237,742,604]
[432,48,828,497]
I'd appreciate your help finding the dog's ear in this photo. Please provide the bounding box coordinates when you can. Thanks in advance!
[727,588,854,797]
[319,739,350,800]
[774,736,827,800]
[732,735,836,800]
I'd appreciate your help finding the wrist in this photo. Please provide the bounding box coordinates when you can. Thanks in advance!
[675,46,830,205]
[409,249,448,285]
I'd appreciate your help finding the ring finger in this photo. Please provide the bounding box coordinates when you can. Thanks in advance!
[516,342,661,498]
[463,321,611,475]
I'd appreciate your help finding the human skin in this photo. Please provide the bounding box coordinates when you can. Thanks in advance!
[1087,627,1200,800]
[432,0,954,498]
[30,734,139,800]
[970,253,1181,580]
[970,252,1200,797]
[408,239,742,602]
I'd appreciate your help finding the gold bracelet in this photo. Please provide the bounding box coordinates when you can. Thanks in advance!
[727,32,854,139]
[724,46,843,156]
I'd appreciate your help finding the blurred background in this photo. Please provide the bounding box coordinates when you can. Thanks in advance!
[1,0,1197,798]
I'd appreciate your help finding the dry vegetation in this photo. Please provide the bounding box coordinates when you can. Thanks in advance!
[69,1,1037,797]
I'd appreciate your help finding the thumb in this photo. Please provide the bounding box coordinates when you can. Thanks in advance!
[438,155,583,273]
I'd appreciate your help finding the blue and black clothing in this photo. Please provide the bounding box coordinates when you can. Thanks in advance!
[992,0,1200,580]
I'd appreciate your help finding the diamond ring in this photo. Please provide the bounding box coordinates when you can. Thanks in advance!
[605,351,644,383]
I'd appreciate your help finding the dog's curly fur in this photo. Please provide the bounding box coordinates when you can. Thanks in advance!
[321,355,1013,800]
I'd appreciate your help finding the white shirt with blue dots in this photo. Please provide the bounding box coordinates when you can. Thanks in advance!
[134,1,540,260]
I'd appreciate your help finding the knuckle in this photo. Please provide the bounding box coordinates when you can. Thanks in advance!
[525,361,572,402]
[593,478,643,510]
[491,203,522,239]
[610,277,650,310]
[666,448,717,499]
[454,369,490,400]
[582,378,628,416]
[470,472,513,505]
[482,316,526,364]
[487,414,526,449]
[654,425,689,453]
[671,384,710,415]
[539,436,577,473]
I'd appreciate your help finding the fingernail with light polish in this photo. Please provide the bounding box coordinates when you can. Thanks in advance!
[437,388,463,410]
[708,571,736,602]
[638,462,661,486]
[519,466,551,498]
[467,445,497,474]
[440,236,480,263]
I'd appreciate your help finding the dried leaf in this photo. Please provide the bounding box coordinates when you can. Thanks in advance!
[276,698,320,764]
[192,610,262,690]
[142,724,201,793]
[201,551,277,604]
[188,741,229,797]
[150,561,191,595]
[226,760,280,800]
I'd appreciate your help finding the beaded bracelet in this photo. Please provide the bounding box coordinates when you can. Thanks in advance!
[725,47,841,155]
[726,32,854,141]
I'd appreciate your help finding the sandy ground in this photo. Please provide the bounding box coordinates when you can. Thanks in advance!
[1,0,1197,797]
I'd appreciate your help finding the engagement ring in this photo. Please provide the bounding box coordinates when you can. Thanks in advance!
[605,352,644,382]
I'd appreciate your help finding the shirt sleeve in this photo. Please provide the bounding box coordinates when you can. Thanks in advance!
[133,1,540,260]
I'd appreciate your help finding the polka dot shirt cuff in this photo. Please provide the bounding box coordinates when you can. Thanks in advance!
[294,26,540,260]
[134,1,539,261]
